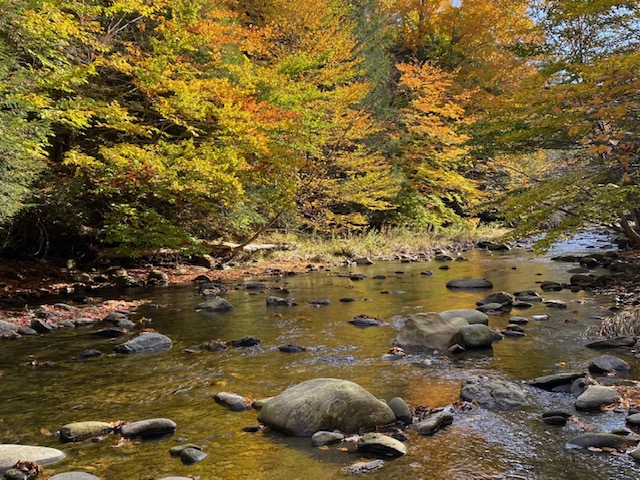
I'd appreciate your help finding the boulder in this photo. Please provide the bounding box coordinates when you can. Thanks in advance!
[575,386,621,411]
[195,297,234,312]
[411,411,454,435]
[355,257,374,265]
[114,332,172,354]
[393,313,464,353]
[460,376,526,409]
[214,392,252,411]
[0,444,66,469]
[120,418,177,438]
[626,413,640,427]
[588,354,630,375]
[148,269,169,284]
[356,433,406,458]
[459,324,494,349]
[446,317,469,328]
[257,378,396,436]
[477,241,510,251]
[59,421,113,442]
[439,309,489,326]
[31,318,54,334]
[446,278,493,289]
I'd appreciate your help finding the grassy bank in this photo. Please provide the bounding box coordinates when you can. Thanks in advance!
[250,223,509,266]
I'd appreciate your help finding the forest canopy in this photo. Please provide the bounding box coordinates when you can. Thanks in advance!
[0,0,638,257]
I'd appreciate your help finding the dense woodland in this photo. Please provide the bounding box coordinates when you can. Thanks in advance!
[0,0,638,259]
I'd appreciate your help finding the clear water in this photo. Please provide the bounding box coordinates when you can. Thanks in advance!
[1,232,639,479]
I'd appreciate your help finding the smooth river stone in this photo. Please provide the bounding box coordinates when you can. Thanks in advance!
[120,418,177,438]
[0,444,66,469]
[49,473,100,480]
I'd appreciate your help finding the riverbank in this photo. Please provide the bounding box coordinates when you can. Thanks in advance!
[0,227,506,327]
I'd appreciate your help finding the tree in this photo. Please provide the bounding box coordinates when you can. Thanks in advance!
[475,0,640,248]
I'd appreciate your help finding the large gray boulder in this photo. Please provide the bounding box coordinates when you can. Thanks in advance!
[0,444,66,469]
[257,378,396,436]
[439,309,489,326]
[588,354,630,375]
[459,324,494,349]
[114,332,172,354]
[575,386,621,411]
[460,376,526,409]
[394,313,464,353]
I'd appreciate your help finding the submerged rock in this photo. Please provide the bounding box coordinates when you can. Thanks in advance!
[266,296,297,307]
[257,378,396,436]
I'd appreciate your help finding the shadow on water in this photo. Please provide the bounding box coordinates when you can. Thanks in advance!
[0,231,639,478]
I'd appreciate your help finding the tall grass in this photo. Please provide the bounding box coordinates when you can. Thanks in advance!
[257,222,508,265]
[586,308,640,338]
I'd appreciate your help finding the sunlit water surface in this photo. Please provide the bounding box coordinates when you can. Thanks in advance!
[1,232,639,479]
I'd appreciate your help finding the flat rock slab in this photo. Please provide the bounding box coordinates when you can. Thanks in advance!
[0,444,66,469]
[586,337,637,349]
[411,411,454,436]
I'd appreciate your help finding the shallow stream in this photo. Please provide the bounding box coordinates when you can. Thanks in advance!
[1,232,639,479]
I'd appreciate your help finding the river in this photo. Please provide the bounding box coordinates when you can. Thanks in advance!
[1,232,638,479]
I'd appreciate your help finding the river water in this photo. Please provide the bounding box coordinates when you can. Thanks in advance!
[1,232,639,479]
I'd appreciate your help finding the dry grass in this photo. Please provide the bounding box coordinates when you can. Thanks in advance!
[586,307,640,338]
[258,224,508,265]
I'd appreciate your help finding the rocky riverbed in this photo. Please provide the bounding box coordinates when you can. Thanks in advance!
[3,235,640,478]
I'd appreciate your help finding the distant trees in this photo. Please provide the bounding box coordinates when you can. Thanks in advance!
[0,0,637,256]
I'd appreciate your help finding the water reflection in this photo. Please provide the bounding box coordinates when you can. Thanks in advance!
[0,233,638,479]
